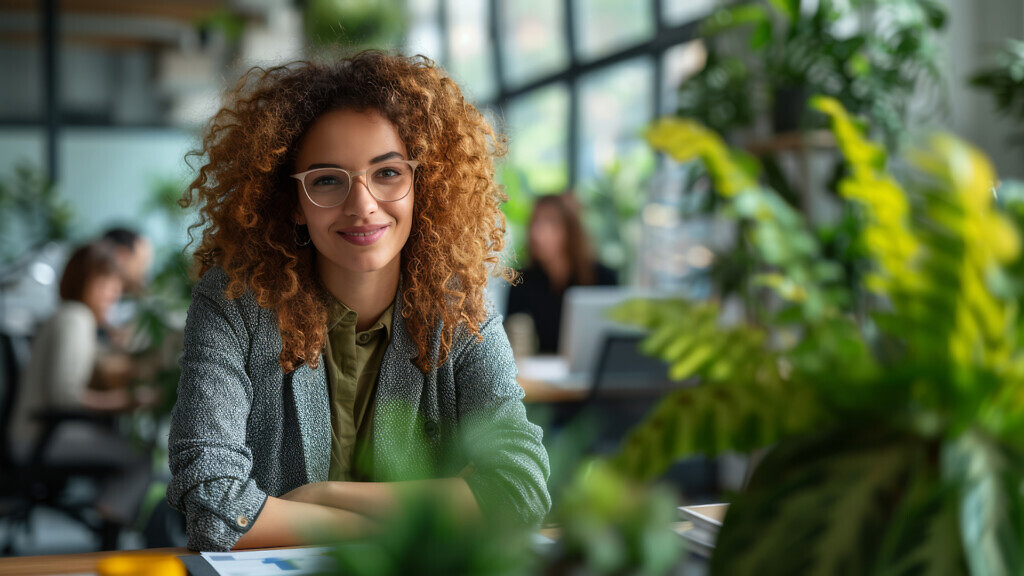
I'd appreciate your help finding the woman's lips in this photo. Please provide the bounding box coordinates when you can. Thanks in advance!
[337,224,389,246]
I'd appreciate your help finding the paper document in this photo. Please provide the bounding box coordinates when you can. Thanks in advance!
[200,547,335,576]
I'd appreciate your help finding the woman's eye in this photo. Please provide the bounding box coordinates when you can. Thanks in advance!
[376,167,400,178]
[312,176,340,186]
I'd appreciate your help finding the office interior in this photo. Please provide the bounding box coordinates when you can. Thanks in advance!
[0,0,1023,571]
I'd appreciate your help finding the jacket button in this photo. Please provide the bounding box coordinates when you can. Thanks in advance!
[424,420,438,438]
[237,515,248,527]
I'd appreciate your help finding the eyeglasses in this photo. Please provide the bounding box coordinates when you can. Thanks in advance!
[291,159,420,208]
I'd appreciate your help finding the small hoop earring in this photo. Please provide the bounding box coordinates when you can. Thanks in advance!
[294,222,311,246]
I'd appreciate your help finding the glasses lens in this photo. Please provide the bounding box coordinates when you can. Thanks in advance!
[303,168,351,207]
[367,161,415,201]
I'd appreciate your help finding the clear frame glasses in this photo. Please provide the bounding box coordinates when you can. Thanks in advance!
[291,159,420,208]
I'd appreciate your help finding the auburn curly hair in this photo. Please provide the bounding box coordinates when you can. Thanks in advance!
[181,50,510,373]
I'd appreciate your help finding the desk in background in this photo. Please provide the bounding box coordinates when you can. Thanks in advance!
[516,355,589,404]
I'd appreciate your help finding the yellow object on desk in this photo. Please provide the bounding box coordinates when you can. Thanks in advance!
[96,553,185,576]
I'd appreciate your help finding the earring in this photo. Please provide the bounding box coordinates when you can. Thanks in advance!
[293,222,311,246]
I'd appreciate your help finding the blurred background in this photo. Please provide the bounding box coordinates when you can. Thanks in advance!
[0,0,1022,560]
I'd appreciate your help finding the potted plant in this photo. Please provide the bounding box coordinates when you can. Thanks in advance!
[691,0,946,147]
[971,39,1024,150]
[607,97,1024,573]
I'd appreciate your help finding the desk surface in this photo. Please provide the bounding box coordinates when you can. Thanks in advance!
[518,375,588,403]
[516,356,589,403]
[0,523,697,575]
[0,546,192,576]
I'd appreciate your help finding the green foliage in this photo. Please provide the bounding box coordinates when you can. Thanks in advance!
[645,117,843,321]
[329,494,534,576]
[579,154,652,282]
[971,39,1024,124]
[711,426,967,576]
[304,0,407,49]
[685,0,947,147]
[613,100,1024,573]
[551,461,682,576]
[0,163,73,265]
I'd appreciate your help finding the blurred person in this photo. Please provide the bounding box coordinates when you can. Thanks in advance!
[100,227,153,353]
[506,193,618,355]
[101,227,153,297]
[168,50,550,551]
[10,240,154,531]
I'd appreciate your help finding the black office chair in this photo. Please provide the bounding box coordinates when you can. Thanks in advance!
[0,331,125,552]
[581,332,718,501]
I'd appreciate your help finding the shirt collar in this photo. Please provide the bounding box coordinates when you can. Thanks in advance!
[327,298,393,338]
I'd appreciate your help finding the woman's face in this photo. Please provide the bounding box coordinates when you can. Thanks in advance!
[293,108,414,284]
[529,203,567,266]
[82,273,123,322]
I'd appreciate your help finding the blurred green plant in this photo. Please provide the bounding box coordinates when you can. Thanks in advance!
[303,0,407,49]
[0,163,73,266]
[547,460,682,576]
[497,164,534,269]
[608,97,1024,574]
[330,493,534,576]
[579,153,653,283]
[971,39,1024,148]
[687,0,946,147]
[131,176,195,418]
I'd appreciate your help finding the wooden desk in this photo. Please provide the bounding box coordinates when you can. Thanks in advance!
[0,524,701,576]
[0,546,192,576]
[518,376,588,403]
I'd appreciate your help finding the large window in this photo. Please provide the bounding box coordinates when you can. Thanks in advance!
[403,0,709,283]
[409,0,704,194]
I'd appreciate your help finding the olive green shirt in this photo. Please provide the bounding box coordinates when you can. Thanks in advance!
[324,300,393,481]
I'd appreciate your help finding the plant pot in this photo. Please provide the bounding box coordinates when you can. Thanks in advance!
[772,85,811,134]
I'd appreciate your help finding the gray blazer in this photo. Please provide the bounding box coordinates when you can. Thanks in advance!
[167,268,551,551]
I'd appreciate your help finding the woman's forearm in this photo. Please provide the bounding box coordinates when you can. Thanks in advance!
[233,496,377,549]
[281,478,480,522]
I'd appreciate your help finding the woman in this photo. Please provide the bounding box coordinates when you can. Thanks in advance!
[506,194,618,355]
[11,240,152,530]
[168,51,551,551]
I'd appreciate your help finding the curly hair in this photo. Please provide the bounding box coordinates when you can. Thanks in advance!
[181,50,510,373]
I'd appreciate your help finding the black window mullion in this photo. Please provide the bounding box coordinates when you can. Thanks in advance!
[488,0,506,97]
[564,0,578,192]
[651,0,664,117]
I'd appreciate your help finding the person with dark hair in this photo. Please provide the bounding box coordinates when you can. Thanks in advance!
[10,240,153,532]
[168,50,551,551]
[101,226,153,296]
[506,193,618,355]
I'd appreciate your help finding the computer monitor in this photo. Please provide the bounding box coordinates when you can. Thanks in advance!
[559,286,677,375]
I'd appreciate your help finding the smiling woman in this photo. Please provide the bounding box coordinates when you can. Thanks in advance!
[169,51,551,551]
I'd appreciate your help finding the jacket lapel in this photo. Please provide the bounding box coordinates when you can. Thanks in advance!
[290,359,331,483]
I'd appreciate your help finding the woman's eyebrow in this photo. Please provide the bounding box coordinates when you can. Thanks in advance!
[305,151,406,171]
[370,151,405,163]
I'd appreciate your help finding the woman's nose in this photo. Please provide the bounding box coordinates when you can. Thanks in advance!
[342,176,378,216]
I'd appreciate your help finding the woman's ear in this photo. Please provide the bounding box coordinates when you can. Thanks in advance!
[293,208,306,226]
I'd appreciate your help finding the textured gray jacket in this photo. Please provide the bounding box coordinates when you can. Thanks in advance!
[167,268,551,551]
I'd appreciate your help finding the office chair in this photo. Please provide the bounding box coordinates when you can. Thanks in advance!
[0,331,124,552]
[582,333,718,501]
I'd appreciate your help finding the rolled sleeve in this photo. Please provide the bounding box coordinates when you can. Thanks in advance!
[166,269,268,551]
[455,310,552,528]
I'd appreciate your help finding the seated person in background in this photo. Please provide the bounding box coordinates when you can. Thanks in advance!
[506,193,617,354]
[10,240,153,528]
[101,227,153,297]
[100,227,153,352]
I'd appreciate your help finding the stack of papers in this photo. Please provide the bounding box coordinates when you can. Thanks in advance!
[182,547,336,576]
[678,503,729,558]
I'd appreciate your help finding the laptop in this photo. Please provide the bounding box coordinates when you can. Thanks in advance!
[518,286,675,389]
